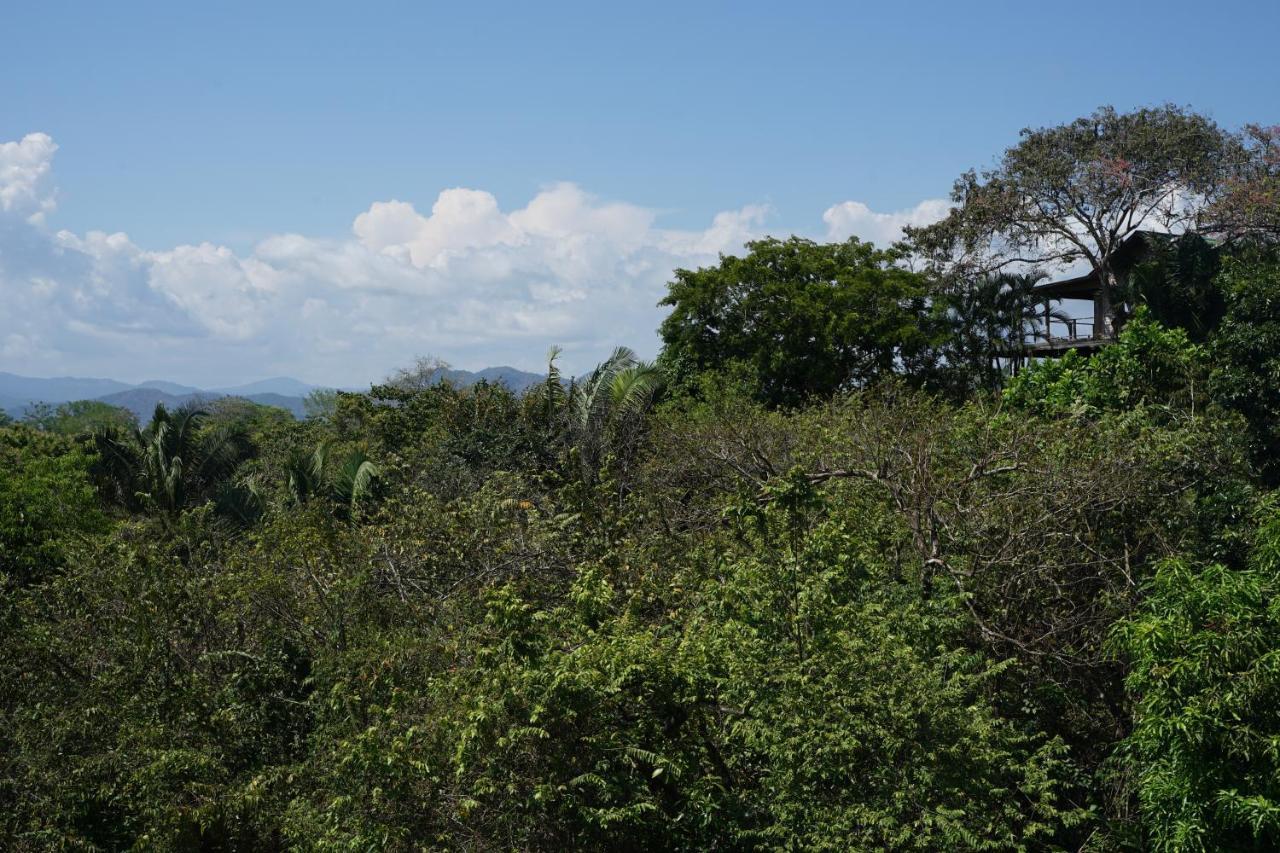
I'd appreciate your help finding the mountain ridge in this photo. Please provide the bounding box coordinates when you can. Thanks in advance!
[0,367,550,420]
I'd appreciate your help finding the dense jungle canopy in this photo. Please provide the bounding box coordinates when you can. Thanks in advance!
[3,106,1280,851]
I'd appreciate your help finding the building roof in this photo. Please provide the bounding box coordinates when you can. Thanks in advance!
[1031,230,1162,299]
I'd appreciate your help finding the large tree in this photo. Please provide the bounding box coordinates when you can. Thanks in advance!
[1208,123,1280,243]
[658,236,935,407]
[906,105,1239,336]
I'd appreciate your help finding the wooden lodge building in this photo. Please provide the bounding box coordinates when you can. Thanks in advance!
[1023,230,1201,360]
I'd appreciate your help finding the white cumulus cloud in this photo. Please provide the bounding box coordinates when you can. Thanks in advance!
[0,133,57,221]
[0,133,776,386]
[0,132,956,388]
[822,197,952,246]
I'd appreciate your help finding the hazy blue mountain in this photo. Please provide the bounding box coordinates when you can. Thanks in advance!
[93,389,308,421]
[0,368,550,422]
[137,379,204,395]
[94,389,221,421]
[0,371,133,404]
[1,394,27,417]
[467,366,546,392]
[211,377,320,397]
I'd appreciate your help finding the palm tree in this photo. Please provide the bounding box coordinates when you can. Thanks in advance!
[940,273,1069,390]
[567,346,664,482]
[285,440,380,518]
[92,404,254,517]
[539,345,568,430]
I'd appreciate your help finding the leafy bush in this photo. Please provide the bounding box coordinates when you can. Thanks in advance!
[1114,506,1280,851]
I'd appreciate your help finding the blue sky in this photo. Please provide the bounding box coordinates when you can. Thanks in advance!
[2,0,1277,386]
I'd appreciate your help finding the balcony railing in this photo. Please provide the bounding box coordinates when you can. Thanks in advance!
[1024,317,1103,348]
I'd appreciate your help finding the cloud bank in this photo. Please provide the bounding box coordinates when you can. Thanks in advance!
[822,198,953,246]
[0,133,948,386]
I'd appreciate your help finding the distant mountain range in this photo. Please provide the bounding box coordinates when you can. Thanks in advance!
[436,366,546,394]
[0,367,548,422]
[90,388,314,420]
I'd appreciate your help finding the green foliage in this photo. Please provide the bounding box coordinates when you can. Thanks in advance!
[1114,506,1280,851]
[1209,247,1280,483]
[1004,309,1207,416]
[302,388,339,421]
[22,399,137,435]
[285,440,381,518]
[697,488,1088,849]
[1126,232,1224,342]
[0,427,109,584]
[91,403,256,518]
[204,396,295,438]
[336,376,547,501]
[0,349,1268,848]
[1,115,1278,846]
[931,272,1054,395]
[567,346,663,484]
[1,530,315,849]
[659,236,937,407]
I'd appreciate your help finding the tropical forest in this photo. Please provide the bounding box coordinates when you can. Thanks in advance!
[3,105,1280,851]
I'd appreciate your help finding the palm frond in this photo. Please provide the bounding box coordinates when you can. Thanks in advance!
[332,450,380,508]
[194,422,253,486]
[572,346,639,433]
[545,345,564,385]
[285,445,322,504]
[89,424,142,507]
[540,345,568,418]
[213,477,265,526]
[609,363,664,422]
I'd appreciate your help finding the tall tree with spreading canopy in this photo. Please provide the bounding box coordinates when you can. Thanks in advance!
[906,105,1239,336]
[658,236,935,407]
[1209,123,1280,243]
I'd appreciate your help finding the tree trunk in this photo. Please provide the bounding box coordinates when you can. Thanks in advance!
[1096,265,1118,339]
